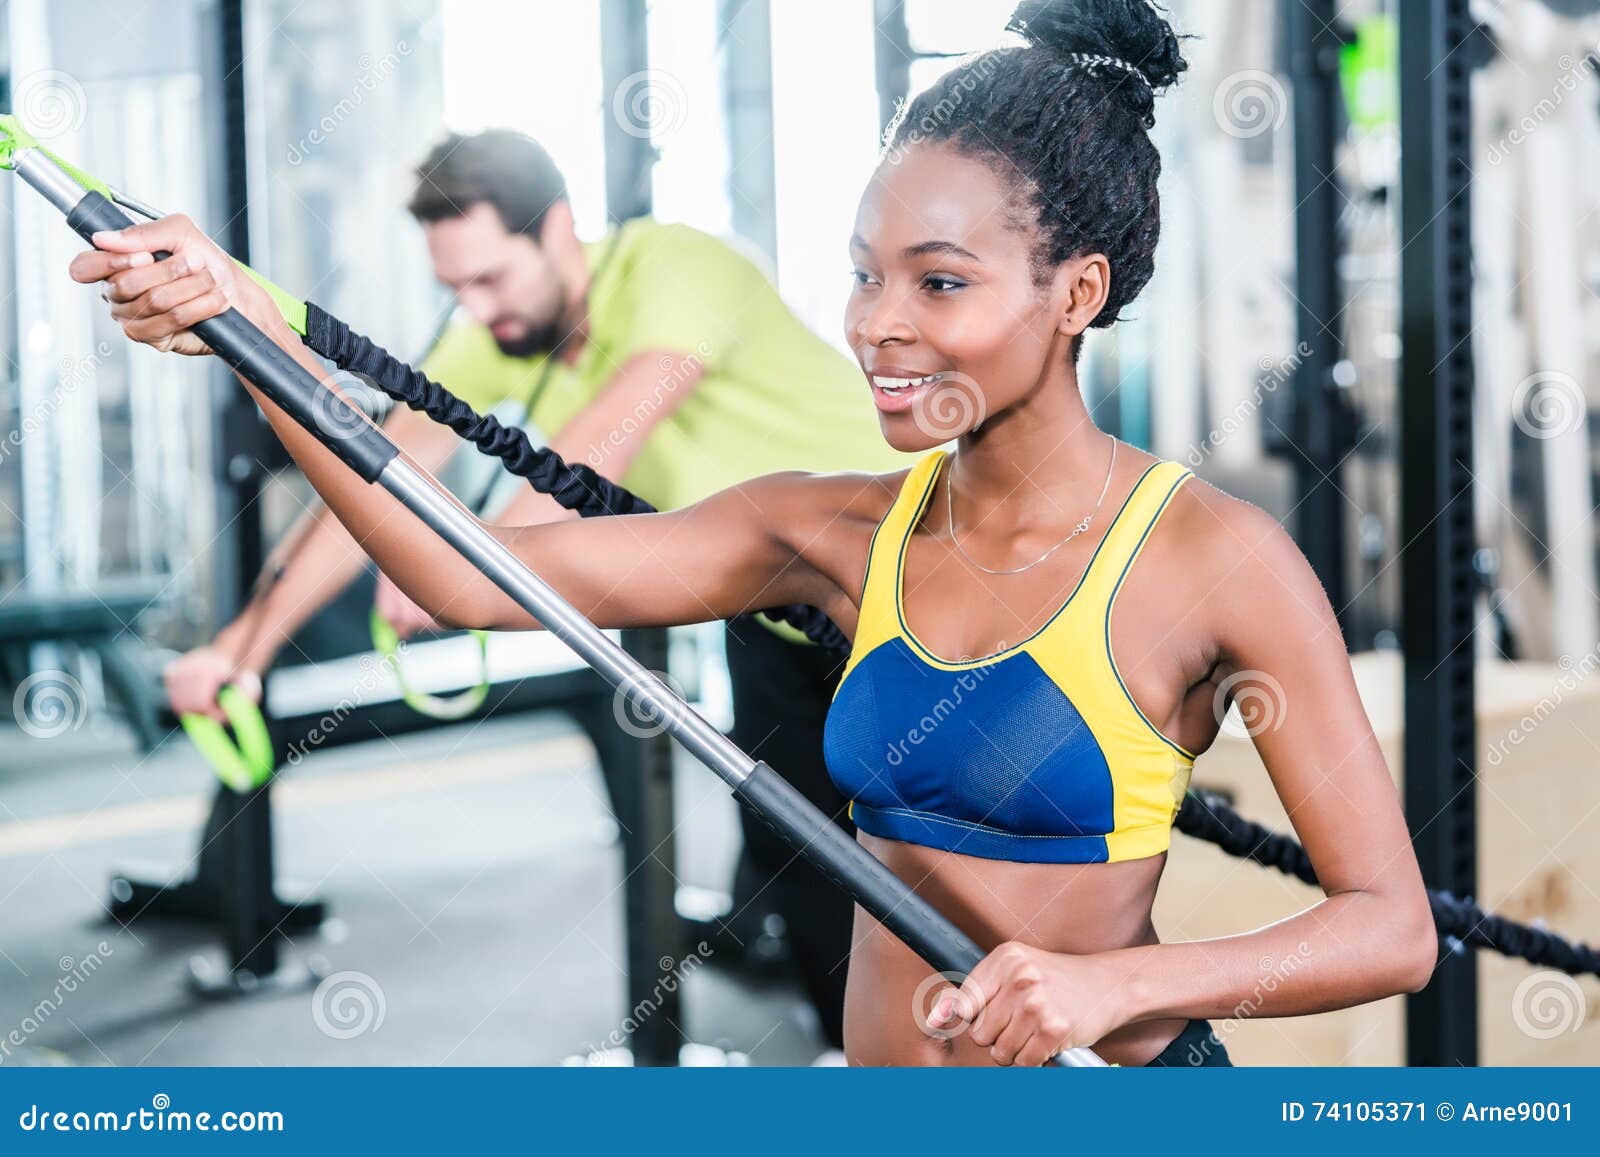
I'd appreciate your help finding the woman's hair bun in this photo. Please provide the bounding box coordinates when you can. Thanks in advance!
[1007,0,1187,93]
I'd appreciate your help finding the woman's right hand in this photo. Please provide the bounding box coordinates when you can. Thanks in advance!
[163,643,263,722]
[67,214,282,356]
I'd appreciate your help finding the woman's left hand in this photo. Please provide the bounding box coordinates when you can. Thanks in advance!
[928,941,1135,1066]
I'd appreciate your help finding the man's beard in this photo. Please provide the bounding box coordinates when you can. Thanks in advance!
[486,275,576,356]
[491,313,567,359]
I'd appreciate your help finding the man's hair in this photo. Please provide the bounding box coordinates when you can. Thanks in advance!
[406,129,569,239]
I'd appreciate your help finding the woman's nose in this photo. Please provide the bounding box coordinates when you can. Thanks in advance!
[855,291,916,347]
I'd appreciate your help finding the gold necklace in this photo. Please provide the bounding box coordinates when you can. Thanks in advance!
[944,435,1118,576]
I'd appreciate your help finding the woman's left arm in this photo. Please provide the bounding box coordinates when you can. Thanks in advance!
[942,497,1439,1064]
[1107,497,1439,1024]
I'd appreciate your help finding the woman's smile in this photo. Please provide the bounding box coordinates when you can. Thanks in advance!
[866,367,949,413]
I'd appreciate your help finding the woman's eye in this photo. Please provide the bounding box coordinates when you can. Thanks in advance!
[923,275,965,294]
[849,269,877,287]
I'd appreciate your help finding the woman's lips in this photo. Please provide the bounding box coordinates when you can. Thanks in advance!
[868,372,945,414]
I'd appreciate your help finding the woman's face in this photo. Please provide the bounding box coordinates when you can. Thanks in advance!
[845,142,1081,453]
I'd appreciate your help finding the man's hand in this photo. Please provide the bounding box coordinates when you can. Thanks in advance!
[67,214,281,355]
[163,644,263,722]
[374,572,440,639]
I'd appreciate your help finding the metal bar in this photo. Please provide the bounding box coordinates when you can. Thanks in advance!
[383,462,753,781]
[600,0,655,225]
[718,0,778,268]
[617,629,685,1066]
[872,0,912,138]
[380,469,1105,1070]
[1398,0,1478,1066]
[598,0,684,1064]
[1284,0,1354,631]
[212,0,269,610]
[11,148,87,211]
[11,149,1104,1068]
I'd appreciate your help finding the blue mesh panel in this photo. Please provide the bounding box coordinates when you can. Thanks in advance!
[824,638,1115,845]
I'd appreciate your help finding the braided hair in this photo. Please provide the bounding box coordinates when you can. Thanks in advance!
[883,0,1187,359]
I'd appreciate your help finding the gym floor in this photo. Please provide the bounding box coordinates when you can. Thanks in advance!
[0,712,828,1066]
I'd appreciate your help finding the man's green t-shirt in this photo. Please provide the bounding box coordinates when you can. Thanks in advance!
[420,217,912,513]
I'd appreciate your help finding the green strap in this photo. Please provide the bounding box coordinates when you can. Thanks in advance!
[0,114,110,196]
[180,685,275,793]
[0,114,308,335]
[240,265,309,336]
[369,609,492,721]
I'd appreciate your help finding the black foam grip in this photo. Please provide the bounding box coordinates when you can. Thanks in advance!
[732,761,984,977]
[301,302,854,654]
[64,192,397,483]
[732,762,1082,1066]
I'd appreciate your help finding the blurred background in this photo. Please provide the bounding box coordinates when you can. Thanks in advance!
[1,0,1598,1068]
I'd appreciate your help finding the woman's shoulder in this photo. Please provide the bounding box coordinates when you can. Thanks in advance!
[1154,460,1320,608]
[739,462,921,534]
[730,464,922,619]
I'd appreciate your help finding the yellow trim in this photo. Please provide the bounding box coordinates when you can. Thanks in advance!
[1103,465,1201,761]
[1104,820,1177,862]
[833,453,944,689]
[830,450,1202,865]
[892,451,1166,672]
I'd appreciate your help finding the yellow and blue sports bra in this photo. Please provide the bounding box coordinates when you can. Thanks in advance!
[822,449,1199,865]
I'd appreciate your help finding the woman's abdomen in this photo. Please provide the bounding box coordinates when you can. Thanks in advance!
[840,833,1190,1067]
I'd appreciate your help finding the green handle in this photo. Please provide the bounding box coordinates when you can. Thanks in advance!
[369,609,492,721]
[179,685,275,793]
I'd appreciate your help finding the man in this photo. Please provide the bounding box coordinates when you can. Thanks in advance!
[165,129,908,1055]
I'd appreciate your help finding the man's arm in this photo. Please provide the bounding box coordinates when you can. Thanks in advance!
[491,222,756,527]
[205,406,459,670]
[491,348,707,526]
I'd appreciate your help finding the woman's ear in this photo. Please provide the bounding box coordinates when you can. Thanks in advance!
[1053,253,1110,339]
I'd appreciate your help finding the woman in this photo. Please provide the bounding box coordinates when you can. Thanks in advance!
[71,0,1436,1067]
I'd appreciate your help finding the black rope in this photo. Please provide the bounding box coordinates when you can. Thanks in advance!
[1177,789,1600,978]
[301,301,1599,981]
[302,303,850,654]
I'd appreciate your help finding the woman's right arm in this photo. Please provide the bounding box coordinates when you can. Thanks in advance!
[72,215,842,636]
